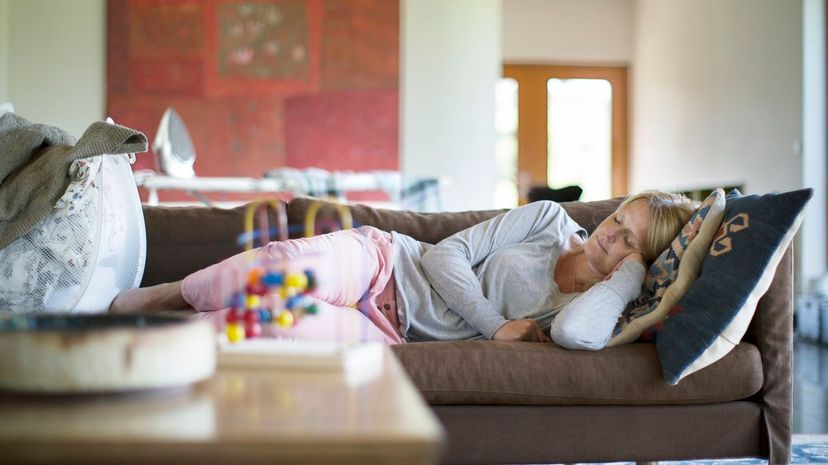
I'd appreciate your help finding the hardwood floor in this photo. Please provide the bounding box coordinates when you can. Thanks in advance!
[793,338,828,434]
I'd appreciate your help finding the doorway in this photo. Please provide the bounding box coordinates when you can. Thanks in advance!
[496,65,628,206]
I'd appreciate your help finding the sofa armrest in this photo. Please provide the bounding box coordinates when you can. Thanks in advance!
[743,244,793,464]
[140,204,250,287]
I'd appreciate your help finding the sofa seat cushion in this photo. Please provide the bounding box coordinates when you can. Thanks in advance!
[391,341,762,405]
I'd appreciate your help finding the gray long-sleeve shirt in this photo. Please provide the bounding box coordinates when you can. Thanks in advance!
[392,201,645,348]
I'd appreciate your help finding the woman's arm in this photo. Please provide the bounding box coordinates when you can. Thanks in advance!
[420,201,574,340]
[550,257,646,350]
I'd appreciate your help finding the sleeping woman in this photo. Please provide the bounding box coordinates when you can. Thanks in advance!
[110,190,699,349]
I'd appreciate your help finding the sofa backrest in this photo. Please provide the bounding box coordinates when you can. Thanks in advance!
[141,204,249,287]
[286,196,624,243]
[141,197,624,286]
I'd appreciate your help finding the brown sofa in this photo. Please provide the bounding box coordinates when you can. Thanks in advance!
[141,197,793,465]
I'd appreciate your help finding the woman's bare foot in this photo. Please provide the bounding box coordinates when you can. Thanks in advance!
[109,281,192,314]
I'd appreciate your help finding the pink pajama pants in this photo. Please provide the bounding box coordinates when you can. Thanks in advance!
[181,226,405,345]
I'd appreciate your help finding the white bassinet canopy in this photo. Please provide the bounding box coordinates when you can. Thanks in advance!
[0,114,147,313]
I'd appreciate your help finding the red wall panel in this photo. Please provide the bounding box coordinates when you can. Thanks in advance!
[106,0,399,203]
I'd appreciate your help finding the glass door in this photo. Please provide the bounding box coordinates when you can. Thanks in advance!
[498,65,628,206]
[547,78,613,201]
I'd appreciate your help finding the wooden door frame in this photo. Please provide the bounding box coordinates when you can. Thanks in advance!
[503,64,629,199]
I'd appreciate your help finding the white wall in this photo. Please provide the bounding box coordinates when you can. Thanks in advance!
[402,0,501,211]
[4,0,105,138]
[631,0,803,196]
[502,0,633,64]
[1,0,809,216]
[802,0,827,290]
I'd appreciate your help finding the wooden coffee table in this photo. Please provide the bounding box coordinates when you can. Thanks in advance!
[0,345,445,465]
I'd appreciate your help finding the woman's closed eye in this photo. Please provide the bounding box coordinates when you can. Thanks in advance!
[613,214,635,248]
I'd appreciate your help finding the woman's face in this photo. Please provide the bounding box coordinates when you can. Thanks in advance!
[584,199,651,276]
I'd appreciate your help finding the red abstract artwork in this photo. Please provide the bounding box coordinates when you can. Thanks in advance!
[106,0,399,202]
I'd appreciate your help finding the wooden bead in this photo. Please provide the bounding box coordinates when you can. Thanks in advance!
[258,309,272,323]
[278,286,298,300]
[305,304,318,315]
[226,323,245,343]
[246,283,267,296]
[285,295,302,310]
[246,295,261,309]
[276,311,294,328]
[263,272,284,287]
[247,268,263,285]
[231,292,246,310]
[285,273,308,290]
[304,270,317,291]
[245,322,262,338]
[244,310,259,324]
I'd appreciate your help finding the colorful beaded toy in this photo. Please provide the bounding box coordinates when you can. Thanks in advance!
[224,199,353,343]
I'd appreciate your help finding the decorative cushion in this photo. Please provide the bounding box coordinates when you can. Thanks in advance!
[655,188,813,385]
[608,189,726,346]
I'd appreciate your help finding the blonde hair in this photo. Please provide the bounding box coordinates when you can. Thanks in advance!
[618,190,700,262]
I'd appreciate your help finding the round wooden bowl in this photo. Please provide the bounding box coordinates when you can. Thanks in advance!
[0,313,216,394]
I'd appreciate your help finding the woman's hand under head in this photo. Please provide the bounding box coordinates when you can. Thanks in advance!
[607,251,646,278]
[493,319,551,342]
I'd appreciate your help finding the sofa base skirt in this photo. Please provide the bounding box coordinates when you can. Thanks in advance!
[434,402,767,465]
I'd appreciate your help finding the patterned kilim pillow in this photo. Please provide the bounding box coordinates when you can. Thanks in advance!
[655,188,812,385]
[607,189,726,347]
